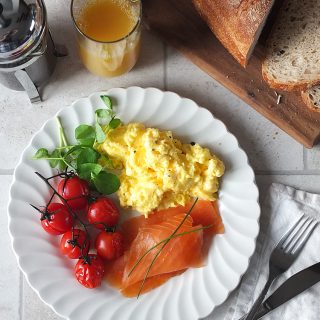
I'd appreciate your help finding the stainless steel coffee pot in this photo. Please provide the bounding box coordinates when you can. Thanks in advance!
[0,0,66,102]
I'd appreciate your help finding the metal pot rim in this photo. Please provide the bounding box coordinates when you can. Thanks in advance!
[0,23,48,69]
[0,0,47,65]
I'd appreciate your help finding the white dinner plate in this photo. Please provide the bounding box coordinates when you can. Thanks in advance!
[8,87,260,320]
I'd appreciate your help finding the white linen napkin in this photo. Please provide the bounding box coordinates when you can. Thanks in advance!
[207,183,320,320]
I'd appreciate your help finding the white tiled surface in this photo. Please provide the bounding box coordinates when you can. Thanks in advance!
[22,278,61,320]
[0,176,20,320]
[0,1,319,320]
[304,145,320,170]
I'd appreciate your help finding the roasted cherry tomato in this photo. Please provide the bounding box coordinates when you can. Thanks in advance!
[87,197,119,229]
[74,254,105,289]
[40,203,73,235]
[95,231,124,260]
[58,176,89,210]
[60,229,90,259]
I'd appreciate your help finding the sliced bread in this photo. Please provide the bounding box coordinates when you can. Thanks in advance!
[301,86,320,112]
[192,0,275,67]
[262,0,320,91]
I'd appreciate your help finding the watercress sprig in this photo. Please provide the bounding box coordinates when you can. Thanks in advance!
[33,95,122,195]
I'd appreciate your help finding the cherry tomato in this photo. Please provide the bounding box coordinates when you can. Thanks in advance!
[58,176,89,210]
[60,229,90,259]
[40,203,73,235]
[74,254,105,289]
[95,231,124,260]
[87,197,119,229]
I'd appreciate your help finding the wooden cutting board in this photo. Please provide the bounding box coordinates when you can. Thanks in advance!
[143,0,320,148]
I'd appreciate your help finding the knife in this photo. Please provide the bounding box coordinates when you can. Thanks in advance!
[240,262,320,320]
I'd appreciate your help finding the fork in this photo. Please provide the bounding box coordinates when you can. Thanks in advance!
[240,214,318,320]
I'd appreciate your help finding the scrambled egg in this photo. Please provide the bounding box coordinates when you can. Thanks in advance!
[100,123,225,216]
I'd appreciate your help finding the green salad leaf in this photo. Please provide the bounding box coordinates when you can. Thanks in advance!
[76,147,100,167]
[49,149,66,170]
[33,148,50,159]
[78,163,102,181]
[75,124,96,146]
[100,95,113,110]
[95,108,110,119]
[33,95,121,195]
[109,118,121,129]
[95,122,106,143]
[92,171,120,195]
[99,154,114,169]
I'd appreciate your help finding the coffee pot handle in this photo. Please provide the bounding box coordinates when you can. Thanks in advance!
[49,29,68,57]
[14,69,41,103]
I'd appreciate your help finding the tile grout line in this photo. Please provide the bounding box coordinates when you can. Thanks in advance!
[303,147,308,170]
[0,169,14,175]
[255,170,320,175]
[19,271,24,320]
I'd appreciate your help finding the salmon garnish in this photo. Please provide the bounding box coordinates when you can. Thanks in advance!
[122,213,203,288]
[105,200,224,297]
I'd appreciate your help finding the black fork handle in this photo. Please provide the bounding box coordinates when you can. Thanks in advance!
[239,275,275,320]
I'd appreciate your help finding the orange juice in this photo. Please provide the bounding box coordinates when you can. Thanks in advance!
[73,0,141,77]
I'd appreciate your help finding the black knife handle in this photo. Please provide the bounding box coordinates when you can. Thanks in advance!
[243,262,320,320]
[238,303,271,320]
[251,303,272,320]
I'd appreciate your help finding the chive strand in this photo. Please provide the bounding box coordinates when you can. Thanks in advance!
[136,222,210,298]
[135,224,213,299]
[137,241,166,299]
[134,198,200,297]
[128,198,198,277]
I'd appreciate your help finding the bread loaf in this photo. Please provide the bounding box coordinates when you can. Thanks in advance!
[301,86,320,112]
[192,0,275,67]
[262,0,320,91]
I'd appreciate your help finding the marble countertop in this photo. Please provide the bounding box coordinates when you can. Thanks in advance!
[0,1,319,319]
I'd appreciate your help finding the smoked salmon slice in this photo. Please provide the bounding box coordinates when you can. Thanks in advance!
[184,200,224,235]
[105,252,187,297]
[105,200,224,297]
[121,199,224,241]
[121,270,186,297]
[122,213,203,288]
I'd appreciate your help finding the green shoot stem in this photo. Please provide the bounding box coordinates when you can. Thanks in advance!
[33,157,62,160]
[62,159,75,170]
[33,156,76,171]
[55,146,74,150]
[56,117,68,147]
[62,160,76,171]
[94,114,98,145]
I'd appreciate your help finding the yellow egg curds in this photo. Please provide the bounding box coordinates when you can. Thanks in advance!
[100,123,225,216]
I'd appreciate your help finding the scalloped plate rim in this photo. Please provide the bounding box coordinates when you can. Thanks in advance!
[7,86,260,320]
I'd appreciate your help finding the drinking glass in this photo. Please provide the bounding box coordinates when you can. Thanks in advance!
[71,0,141,77]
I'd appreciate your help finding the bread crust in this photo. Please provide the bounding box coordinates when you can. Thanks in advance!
[192,0,275,67]
[262,66,320,91]
[301,90,320,113]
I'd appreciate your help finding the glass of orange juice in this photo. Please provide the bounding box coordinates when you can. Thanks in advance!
[71,0,141,77]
